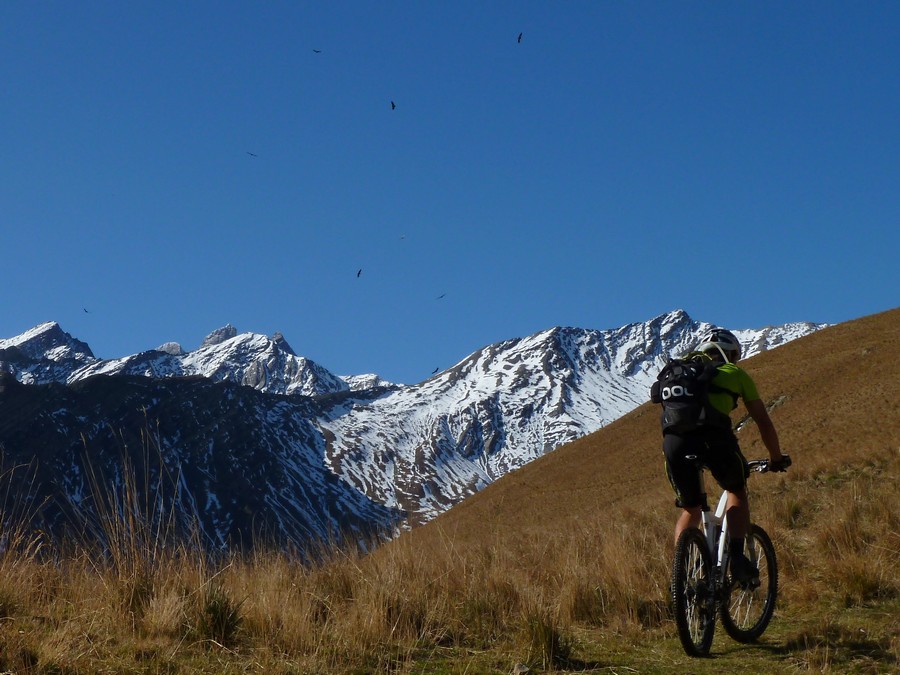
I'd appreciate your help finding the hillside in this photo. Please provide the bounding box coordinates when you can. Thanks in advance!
[403,306,899,549]
[344,306,898,671]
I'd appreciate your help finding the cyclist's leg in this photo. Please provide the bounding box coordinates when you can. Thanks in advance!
[726,488,750,540]
[674,507,702,544]
[663,432,705,544]
[706,432,755,572]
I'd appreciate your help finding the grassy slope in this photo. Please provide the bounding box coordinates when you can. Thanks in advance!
[0,307,897,673]
[383,306,900,672]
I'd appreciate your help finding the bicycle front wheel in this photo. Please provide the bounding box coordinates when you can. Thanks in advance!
[720,523,778,642]
[671,527,715,656]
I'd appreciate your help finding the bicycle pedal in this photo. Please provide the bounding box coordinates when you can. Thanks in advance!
[735,576,760,591]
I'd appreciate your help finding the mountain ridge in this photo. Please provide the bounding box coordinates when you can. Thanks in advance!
[404,305,900,553]
[0,309,827,549]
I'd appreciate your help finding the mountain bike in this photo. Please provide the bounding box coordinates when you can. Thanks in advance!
[670,455,790,656]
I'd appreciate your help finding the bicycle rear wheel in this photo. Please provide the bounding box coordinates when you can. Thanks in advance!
[671,527,715,656]
[720,523,778,642]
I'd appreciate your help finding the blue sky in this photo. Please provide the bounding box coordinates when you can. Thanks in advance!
[2,2,897,384]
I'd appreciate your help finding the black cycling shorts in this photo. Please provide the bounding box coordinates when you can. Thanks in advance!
[663,428,748,508]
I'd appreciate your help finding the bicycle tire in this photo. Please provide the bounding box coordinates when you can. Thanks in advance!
[671,527,715,656]
[720,523,778,642]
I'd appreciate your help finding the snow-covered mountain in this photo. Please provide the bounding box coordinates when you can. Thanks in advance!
[0,310,825,548]
[0,321,96,383]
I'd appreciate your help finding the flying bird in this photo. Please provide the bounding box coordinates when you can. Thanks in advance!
[436,293,446,300]
[357,268,362,277]
[312,49,322,53]
[83,308,90,313]
[518,32,523,43]
[431,367,439,374]
[391,101,396,110]
[246,152,258,158]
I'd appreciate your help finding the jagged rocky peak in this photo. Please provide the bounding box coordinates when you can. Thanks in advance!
[198,325,297,356]
[156,342,185,356]
[648,308,693,332]
[200,325,238,348]
[0,321,95,360]
[272,331,296,355]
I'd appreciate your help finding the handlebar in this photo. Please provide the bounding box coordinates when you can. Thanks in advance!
[685,454,791,474]
[748,455,792,473]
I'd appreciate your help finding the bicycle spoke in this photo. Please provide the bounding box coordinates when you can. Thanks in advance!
[729,587,757,626]
[720,524,778,643]
[688,550,707,638]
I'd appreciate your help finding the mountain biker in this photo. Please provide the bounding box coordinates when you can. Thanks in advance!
[661,328,789,582]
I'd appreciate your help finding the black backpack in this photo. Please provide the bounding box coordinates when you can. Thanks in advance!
[650,353,735,434]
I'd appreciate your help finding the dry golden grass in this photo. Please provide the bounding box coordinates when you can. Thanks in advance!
[0,306,897,672]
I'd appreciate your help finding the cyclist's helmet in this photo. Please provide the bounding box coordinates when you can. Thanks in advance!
[696,328,742,363]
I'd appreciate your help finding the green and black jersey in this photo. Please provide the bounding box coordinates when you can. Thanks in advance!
[708,362,760,415]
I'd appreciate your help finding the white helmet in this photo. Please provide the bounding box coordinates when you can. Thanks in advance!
[696,328,742,363]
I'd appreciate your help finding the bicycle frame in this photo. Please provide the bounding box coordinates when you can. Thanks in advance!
[695,458,771,592]
[696,470,732,588]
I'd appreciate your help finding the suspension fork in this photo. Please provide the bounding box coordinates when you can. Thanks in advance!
[699,502,717,562]
[714,490,730,571]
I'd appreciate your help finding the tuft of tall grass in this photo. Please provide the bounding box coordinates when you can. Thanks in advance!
[64,422,216,638]
[519,603,572,670]
[192,581,244,649]
[74,424,194,572]
[556,506,670,631]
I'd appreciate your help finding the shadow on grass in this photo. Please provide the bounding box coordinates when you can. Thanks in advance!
[558,657,612,670]
[723,628,898,669]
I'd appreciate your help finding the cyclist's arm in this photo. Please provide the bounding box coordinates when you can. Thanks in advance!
[745,398,784,463]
